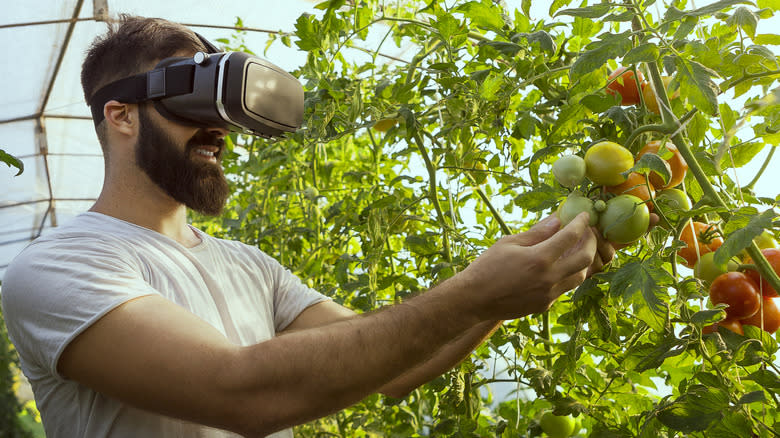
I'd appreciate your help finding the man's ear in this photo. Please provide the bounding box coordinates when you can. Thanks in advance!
[103,100,138,137]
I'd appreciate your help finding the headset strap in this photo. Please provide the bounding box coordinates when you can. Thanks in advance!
[88,64,195,126]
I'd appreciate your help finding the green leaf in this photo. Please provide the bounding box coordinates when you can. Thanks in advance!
[581,93,621,113]
[609,260,671,333]
[0,149,23,176]
[719,141,765,169]
[705,409,754,438]
[674,56,720,116]
[630,153,671,186]
[570,34,633,79]
[745,369,780,390]
[727,6,758,38]
[549,0,575,16]
[656,385,729,433]
[715,208,777,266]
[623,339,686,372]
[554,4,611,18]
[622,43,659,65]
[691,309,727,325]
[755,33,780,45]
[665,0,754,20]
[513,185,561,212]
[758,0,780,10]
[455,2,506,32]
[737,390,765,404]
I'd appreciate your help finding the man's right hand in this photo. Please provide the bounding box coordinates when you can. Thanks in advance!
[456,212,598,320]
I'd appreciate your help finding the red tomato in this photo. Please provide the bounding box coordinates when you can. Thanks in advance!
[710,272,761,320]
[744,248,780,297]
[642,76,679,115]
[606,67,645,106]
[636,141,688,189]
[740,297,780,334]
[678,221,723,268]
[703,318,744,335]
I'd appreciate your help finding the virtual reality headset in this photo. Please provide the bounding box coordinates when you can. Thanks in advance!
[88,33,304,138]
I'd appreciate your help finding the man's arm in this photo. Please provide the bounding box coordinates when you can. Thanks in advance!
[281,219,618,399]
[282,300,502,398]
[58,213,597,437]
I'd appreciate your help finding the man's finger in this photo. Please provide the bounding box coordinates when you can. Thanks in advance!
[535,213,598,278]
[510,215,561,247]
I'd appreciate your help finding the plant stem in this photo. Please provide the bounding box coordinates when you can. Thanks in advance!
[412,132,452,263]
[745,145,775,191]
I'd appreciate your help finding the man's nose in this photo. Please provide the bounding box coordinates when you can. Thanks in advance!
[206,126,229,138]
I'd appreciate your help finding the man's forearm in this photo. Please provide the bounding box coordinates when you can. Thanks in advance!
[223,276,486,436]
[377,319,502,398]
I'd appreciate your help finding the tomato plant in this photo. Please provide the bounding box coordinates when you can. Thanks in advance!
[606,67,644,106]
[744,248,780,297]
[184,2,780,437]
[710,272,761,320]
[678,221,723,268]
[584,141,633,186]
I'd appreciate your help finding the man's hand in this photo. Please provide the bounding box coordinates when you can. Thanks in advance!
[458,212,598,319]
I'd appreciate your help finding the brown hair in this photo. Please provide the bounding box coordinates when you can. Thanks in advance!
[81,15,206,148]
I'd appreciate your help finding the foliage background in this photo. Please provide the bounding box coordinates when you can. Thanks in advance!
[5,0,780,436]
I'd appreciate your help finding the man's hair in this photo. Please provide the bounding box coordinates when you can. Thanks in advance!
[81,15,206,150]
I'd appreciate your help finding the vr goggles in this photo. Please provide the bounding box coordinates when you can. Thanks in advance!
[88,34,303,138]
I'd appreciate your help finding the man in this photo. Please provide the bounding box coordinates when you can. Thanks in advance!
[1,15,613,438]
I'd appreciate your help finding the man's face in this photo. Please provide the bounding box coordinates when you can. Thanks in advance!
[135,104,230,216]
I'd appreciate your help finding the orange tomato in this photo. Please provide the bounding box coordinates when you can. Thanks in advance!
[642,76,679,115]
[740,297,780,334]
[606,67,645,106]
[605,172,655,209]
[678,221,723,268]
[636,140,688,189]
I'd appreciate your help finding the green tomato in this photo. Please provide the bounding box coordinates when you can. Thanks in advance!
[739,230,778,260]
[693,252,739,284]
[553,155,586,188]
[557,193,598,227]
[303,187,320,200]
[598,194,650,244]
[654,188,691,229]
[540,412,576,438]
[584,141,634,186]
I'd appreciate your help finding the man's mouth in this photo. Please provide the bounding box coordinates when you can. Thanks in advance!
[193,146,220,162]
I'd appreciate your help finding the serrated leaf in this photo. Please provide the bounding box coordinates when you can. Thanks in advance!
[570,37,632,79]
[554,4,611,18]
[624,339,686,372]
[526,31,556,54]
[719,141,765,169]
[746,369,780,389]
[549,0,575,16]
[0,149,23,176]
[481,41,523,57]
[513,185,561,212]
[737,390,765,404]
[715,209,777,265]
[674,56,720,116]
[665,0,754,21]
[623,43,659,65]
[609,261,671,333]
[705,409,754,438]
[727,7,758,38]
[656,385,729,433]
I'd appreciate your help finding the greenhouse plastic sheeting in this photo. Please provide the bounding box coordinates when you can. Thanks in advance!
[0,0,352,279]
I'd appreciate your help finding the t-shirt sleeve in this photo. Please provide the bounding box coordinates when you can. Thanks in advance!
[247,248,330,332]
[1,238,159,380]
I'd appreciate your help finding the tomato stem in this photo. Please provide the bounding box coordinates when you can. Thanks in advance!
[745,145,775,190]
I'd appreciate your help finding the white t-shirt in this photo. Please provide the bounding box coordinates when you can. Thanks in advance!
[1,212,329,437]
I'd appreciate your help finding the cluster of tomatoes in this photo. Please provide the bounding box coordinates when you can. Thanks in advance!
[701,243,780,336]
[606,66,679,115]
[552,138,689,245]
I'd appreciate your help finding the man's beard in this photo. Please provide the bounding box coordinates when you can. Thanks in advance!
[135,105,230,216]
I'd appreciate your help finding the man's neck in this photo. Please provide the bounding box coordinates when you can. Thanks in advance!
[90,173,201,248]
